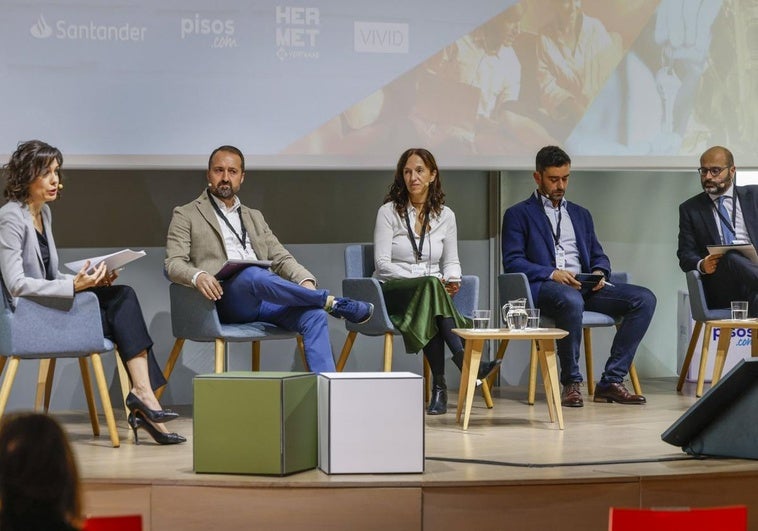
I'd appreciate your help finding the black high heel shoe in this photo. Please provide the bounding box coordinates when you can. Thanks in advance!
[128,412,186,445]
[125,392,179,423]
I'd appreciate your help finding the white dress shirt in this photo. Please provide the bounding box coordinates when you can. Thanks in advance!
[373,202,462,282]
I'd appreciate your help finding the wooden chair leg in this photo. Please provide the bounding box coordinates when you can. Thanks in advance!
[35,358,56,412]
[528,340,538,405]
[252,341,261,371]
[677,321,703,391]
[156,338,185,400]
[629,363,642,395]
[79,357,100,437]
[0,357,20,419]
[583,328,595,395]
[382,333,393,372]
[0,357,6,379]
[115,352,131,421]
[214,339,226,373]
[297,336,309,371]
[336,331,357,371]
[696,323,714,397]
[90,353,120,448]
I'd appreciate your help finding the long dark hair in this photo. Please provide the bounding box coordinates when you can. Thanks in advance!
[3,140,63,203]
[384,148,445,217]
[0,413,82,531]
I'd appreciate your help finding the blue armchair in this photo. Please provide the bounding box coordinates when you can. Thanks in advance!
[157,283,306,398]
[0,289,121,447]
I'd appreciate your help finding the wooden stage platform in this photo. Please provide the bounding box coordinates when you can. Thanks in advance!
[66,378,758,530]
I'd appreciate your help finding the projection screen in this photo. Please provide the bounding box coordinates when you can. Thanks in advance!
[1,0,755,169]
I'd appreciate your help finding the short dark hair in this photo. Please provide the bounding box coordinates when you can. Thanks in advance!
[208,145,245,172]
[0,413,82,530]
[3,140,63,202]
[535,145,571,173]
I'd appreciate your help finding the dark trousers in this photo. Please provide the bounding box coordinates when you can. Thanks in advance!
[706,251,758,315]
[537,281,656,385]
[91,285,166,391]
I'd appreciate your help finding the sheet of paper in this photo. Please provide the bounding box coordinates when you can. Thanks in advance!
[64,249,146,273]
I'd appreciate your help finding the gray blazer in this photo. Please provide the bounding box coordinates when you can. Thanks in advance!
[0,201,74,306]
[165,191,314,287]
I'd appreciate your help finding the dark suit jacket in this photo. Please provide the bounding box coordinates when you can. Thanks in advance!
[677,185,758,303]
[502,193,611,302]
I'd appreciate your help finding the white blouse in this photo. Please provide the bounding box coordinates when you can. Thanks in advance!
[372,202,462,282]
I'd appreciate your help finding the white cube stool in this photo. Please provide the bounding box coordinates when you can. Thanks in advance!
[318,372,424,474]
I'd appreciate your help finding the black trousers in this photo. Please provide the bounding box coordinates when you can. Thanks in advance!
[90,285,166,391]
[707,251,758,315]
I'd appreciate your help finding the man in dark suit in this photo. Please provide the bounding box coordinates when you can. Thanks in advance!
[678,145,758,312]
[502,146,655,407]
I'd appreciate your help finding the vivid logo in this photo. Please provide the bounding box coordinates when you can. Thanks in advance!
[354,22,408,54]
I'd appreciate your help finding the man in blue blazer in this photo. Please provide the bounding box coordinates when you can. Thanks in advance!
[678,145,758,312]
[502,146,655,407]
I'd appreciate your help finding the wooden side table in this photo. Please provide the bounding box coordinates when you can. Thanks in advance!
[452,328,569,430]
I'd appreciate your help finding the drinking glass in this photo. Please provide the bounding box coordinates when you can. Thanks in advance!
[472,310,491,329]
[525,308,540,329]
[731,301,748,321]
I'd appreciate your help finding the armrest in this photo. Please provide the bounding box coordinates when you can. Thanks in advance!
[169,283,224,340]
[342,278,395,335]
[0,292,106,357]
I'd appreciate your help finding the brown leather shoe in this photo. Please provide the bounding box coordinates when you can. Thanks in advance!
[593,382,646,404]
[561,382,583,407]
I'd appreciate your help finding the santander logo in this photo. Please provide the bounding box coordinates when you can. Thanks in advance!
[30,14,53,39]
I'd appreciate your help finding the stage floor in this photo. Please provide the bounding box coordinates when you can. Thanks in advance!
[62,377,758,530]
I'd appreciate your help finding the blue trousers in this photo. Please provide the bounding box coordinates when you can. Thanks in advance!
[214,266,336,373]
[537,281,656,385]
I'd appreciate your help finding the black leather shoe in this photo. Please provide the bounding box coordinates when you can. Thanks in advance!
[128,413,186,445]
[561,382,584,407]
[593,382,646,404]
[477,359,502,381]
[125,392,179,423]
[427,375,447,415]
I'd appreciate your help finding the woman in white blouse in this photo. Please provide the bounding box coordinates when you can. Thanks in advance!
[373,148,496,415]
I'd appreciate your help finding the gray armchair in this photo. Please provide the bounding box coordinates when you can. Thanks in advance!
[494,272,641,402]
[157,283,305,398]
[677,270,731,396]
[0,289,122,447]
[337,244,479,372]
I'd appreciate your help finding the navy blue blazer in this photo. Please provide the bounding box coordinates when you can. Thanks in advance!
[502,193,611,302]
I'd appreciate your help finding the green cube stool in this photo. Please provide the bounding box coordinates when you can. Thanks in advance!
[194,371,317,475]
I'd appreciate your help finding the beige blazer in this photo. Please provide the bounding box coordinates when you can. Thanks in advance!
[0,200,74,305]
[165,191,314,287]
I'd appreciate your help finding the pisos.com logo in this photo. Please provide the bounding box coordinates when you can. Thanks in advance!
[30,13,146,42]
[180,14,237,48]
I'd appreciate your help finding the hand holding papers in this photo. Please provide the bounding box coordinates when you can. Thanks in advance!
[215,259,273,281]
[65,249,146,274]
[707,243,758,265]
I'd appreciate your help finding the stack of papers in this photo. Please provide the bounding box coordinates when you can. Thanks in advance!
[65,249,146,273]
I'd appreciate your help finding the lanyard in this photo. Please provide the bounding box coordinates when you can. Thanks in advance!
[712,194,737,238]
[403,208,430,262]
[544,204,562,248]
[207,189,247,251]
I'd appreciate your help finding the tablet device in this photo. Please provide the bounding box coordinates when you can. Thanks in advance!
[575,273,603,287]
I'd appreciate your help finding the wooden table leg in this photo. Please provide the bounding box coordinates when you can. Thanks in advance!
[537,338,564,430]
[711,326,733,387]
[456,338,483,430]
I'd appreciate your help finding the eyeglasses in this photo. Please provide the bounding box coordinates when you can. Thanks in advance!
[697,166,729,177]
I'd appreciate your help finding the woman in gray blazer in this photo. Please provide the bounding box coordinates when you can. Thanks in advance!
[0,140,184,445]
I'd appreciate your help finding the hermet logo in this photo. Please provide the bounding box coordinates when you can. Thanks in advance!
[275,6,320,61]
[354,22,408,54]
[30,13,146,41]
[180,14,237,48]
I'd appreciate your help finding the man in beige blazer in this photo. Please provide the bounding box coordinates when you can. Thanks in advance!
[165,145,372,372]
